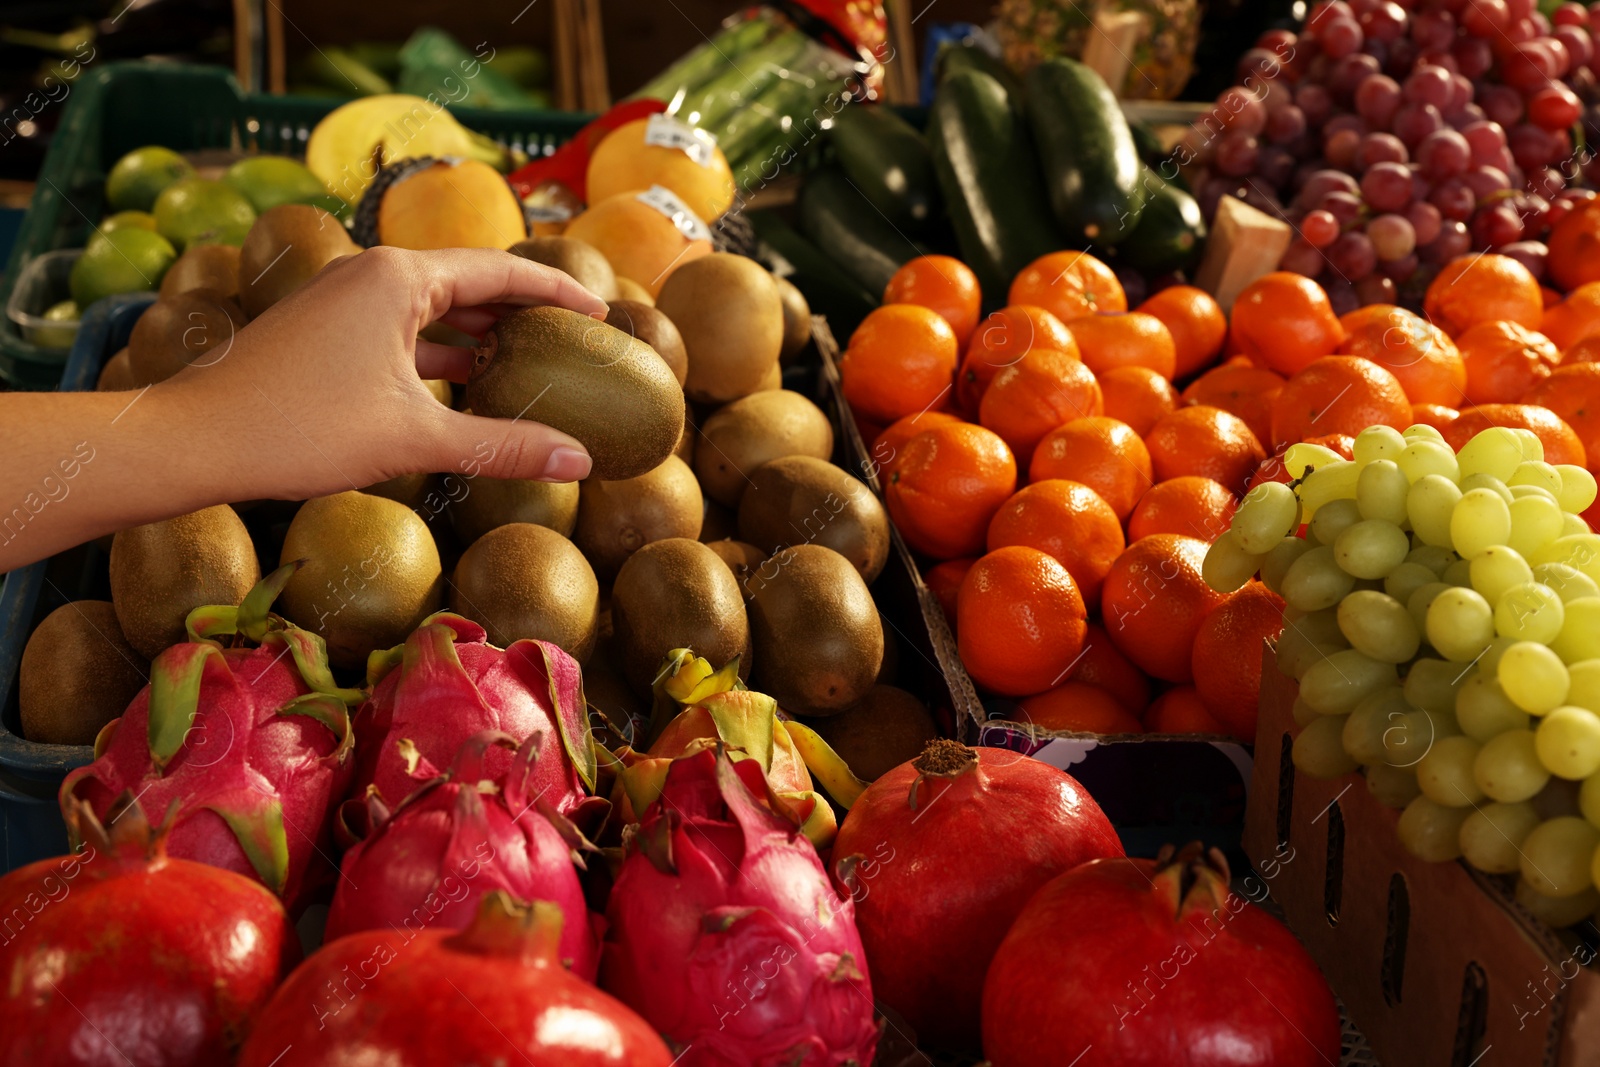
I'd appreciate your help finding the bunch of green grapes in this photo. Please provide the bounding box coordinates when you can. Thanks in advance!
[1205,422,1600,928]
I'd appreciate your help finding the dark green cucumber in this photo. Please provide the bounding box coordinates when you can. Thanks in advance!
[1025,57,1145,245]
[934,43,1024,103]
[1115,166,1206,274]
[748,210,878,335]
[1129,120,1165,169]
[926,68,1064,306]
[830,104,941,233]
[799,165,929,297]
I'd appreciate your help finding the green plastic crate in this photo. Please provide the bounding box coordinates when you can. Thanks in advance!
[0,60,591,389]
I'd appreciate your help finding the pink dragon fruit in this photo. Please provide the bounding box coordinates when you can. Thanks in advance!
[60,565,361,913]
[601,746,880,1067]
[352,613,594,814]
[324,730,602,979]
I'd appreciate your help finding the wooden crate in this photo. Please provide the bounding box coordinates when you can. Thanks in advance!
[1245,651,1600,1067]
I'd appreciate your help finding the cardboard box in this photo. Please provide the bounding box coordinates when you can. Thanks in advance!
[1244,646,1600,1067]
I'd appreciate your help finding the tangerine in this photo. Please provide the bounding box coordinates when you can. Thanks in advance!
[1143,685,1226,734]
[1126,476,1238,543]
[955,305,1076,414]
[1336,304,1466,407]
[1455,320,1560,406]
[1145,405,1267,492]
[1028,416,1154,521]
[1180,358,1285,447]
[1540,282,1600,352]
[1008,250,1126,323]
[1190,580,1286,743]
[978,347,1104,468]
[1521,367,1600,466]
[1423,253,1544,336]
[1547,196,1600,291]
[1100,534,1228,683]
[1066,311,1178,379]
[1099,365,1179,436]
[1071,622,1152,715]
[1441,402,1588,467]
[1140,284,1227,379]
[1228,272,1345,376]
[885,422,1018,559]
[1269,355,1412,449]
[924,556,977,631]
[840,304,959,424]
[883,254,982,347]
[1013,683,1143,733]
[1409,403,1462,431]
[957,546,1089,697]
[868,410,965,484]
[986,479,1126,609]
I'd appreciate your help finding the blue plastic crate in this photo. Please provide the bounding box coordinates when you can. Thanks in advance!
[0,293,153,872]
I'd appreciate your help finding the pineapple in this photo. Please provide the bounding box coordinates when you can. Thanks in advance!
[997,0,1200,101]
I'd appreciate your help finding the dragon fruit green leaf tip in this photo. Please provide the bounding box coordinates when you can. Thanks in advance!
[59,562,362,913]
[325,729,602,980]
[601,745,880,1067]
[352,612,596,816]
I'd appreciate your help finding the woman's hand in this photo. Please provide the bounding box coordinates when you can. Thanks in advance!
[0,246,607,572]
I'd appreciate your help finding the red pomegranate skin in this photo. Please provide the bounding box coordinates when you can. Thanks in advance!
[982,848,1342,1067]
[830,741,1123,1054]
[236,893,672,1067]
[0,805,300,1067]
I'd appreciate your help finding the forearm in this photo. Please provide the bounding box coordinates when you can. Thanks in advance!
[0,386,245,571]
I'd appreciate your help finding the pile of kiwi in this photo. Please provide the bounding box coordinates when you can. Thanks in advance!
[26,213,936,782]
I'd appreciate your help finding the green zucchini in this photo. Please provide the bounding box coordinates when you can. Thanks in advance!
[799,165,929,297]
[926,68,1064,306]
[1025,57,1145,245]
[934,43,1024,103]
[1114,166,1206,274]
[830,105,940,233]
[749,210,878,334]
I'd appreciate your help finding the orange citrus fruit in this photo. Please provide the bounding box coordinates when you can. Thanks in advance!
[1100,534,1228,683]
[1442,401,1588,468]
[840,303,959,424]
[1143,685,1226,734]
[1014,683,1143,733]
[1410,403,1461,431]
[1540,282,1600,352]
[1190,580,1286,742]
[1140,284,1227,379]
[1424,253,1543,336]
[1028,416,1154,521]
[883,254,982,347]
[986,479,1126,609]
[868,410,965,484]
[885,422,1018,559]
[1336,303,1466,407]
[1521,367,1600,466]
[957,546,1088,697]
[1126,476,1238,543]
[1145,405,1267,492]
[1071,621,1152,715]
[1228,272,1345,376]
[977,347,1104,469]
[924,556,977,632]
[1008,251,1126,323]
[956,305,1076,415]
[1455,320,1560,406]
[1099,365,1179,437]
[1547,197,1600,291]
[1066,311,1178,380]
[1180,358,1285,448]
[1564,336,1600,365]
[1269,355,1412,449]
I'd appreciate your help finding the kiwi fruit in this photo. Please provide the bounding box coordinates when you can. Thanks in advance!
[451,477,580,546]
[449,523,598,660]
[673,418,695,465]
[159,243,240,301]
[110,505,261,660]
[604,299,687,386]
[655,252,783,405]
[774,274,811,362]
[614,276,653,304]
[238,204,360,319]
[509,234,619,301]
[803,685,937,781]
[747,544,883,716]
[704,539,766,594]
[694,390,834,508]
[466,306,686,481]
[754,361,783,392]
[97,348,135,391]
[699,500,737,542]
[611,538,751,694]
[737,456,890,582]
[20,601,148,746]
[126,289,247,386]
[278,491,444,669]
[574,455,702,580]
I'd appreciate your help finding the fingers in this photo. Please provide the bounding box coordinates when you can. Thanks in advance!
[434,409,593,482]
[415,340,476,383]
[401,247,608,325]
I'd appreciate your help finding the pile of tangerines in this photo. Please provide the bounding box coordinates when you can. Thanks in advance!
[839,245,1600,743]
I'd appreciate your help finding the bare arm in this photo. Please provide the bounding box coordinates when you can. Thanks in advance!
[0,246,606,572]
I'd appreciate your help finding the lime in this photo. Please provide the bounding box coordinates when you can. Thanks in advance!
[100,210,158,235]
[69,228,177,308]
[224,156,330,213]
[25,300,80,350]
[153,178,257,251]
[105,146,195,213]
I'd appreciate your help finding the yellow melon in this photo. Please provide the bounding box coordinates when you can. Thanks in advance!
[377,159,526,250]
[586,118,736,222]
[564,190,713,297]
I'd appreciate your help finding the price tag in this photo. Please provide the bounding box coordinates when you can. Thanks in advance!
[644,113,719,167]
[637,185,712,243]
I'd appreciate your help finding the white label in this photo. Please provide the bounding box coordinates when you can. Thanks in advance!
[637,185,712,243]
[644,113,719,167]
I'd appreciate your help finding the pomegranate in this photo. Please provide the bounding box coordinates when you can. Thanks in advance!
[0,797,299,1066]
[236,892,672,1067]
[982,843,1341,1067]
[830,739,1122,1054]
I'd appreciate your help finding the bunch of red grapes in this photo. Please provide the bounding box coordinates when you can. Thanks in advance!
[1183,0,1600,313]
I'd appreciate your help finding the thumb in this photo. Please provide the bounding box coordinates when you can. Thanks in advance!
[435,410,593,482]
